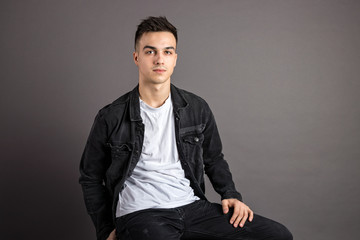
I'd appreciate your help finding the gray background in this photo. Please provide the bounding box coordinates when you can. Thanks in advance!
[1,0,359,239]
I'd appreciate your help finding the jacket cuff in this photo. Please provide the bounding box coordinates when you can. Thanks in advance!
[221,191,243,202]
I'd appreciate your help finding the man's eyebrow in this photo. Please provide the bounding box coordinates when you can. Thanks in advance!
[143,45,176,51]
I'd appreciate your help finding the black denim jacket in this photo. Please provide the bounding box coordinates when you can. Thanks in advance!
[79,84,242,240]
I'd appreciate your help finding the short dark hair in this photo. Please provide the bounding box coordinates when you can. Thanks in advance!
[134,16,178,50]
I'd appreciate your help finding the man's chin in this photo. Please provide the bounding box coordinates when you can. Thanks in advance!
[148,78,171,85]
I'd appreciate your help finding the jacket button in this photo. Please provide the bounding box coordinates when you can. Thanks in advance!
[194,137,199,142]
[175,117,179,121]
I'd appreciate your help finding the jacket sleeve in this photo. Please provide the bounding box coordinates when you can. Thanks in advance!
[79,111,114,240]
[201,103,243,201]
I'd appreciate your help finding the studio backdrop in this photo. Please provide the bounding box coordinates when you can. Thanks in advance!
[1,1,360,239]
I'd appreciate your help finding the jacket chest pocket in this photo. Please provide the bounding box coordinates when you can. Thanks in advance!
[182,134,204,164]
[183,134,204,145]
[110,144,132,158]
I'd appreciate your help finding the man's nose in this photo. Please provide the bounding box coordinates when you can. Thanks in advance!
[154,52,164,65]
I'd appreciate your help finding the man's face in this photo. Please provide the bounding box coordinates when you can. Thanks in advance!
[133,31,177,86]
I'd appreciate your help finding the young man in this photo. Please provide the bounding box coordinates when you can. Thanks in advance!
[79,16,292,240]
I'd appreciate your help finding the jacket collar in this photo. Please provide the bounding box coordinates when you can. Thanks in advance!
[129,83,188,121]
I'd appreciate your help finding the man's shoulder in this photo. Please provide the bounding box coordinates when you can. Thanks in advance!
[173,85,210,112]
[173,85,209,106]
[96,88,133,118]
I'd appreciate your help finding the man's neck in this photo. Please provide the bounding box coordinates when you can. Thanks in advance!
[138,81,171,108]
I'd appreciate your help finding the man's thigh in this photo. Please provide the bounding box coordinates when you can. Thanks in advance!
[181,200,292,240]
[116,208,184,240]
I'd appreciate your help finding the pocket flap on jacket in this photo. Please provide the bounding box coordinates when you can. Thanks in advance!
[106,142,132,152]
[182,134,204,145]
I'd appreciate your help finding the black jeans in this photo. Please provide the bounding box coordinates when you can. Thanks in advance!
[115,200,292,240]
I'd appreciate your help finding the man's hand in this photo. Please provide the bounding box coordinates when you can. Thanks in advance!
[106,229,116,240]
[221,199,254,228]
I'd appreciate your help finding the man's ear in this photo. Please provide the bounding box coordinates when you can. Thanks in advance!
[174,53,178,67]
[133,51,139,66]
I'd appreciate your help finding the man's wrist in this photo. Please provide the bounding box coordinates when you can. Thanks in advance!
[221,191,242,202]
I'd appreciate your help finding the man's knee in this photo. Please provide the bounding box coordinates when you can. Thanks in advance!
[277,224,293,240]
[255,215,293,240]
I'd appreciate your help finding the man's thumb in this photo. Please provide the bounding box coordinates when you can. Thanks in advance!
[222,203,229,214]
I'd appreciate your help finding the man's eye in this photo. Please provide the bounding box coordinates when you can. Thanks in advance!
[165,51,172,55]
[146,50,154,54]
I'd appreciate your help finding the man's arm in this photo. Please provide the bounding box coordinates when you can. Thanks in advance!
[201,103,241,200]
[79,111,114,240]
[201,103,253,227]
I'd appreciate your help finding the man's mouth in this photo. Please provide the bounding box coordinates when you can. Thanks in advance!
[153,68,166,73]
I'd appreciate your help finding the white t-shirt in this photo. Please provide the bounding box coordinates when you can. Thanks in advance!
[116,94,199,217]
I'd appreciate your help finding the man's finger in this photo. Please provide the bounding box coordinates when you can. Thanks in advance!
[222,201,230,214]
[230,204,241,225]
[249,210,254,222]
[234,209,244,227]
[239,211,248,227]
